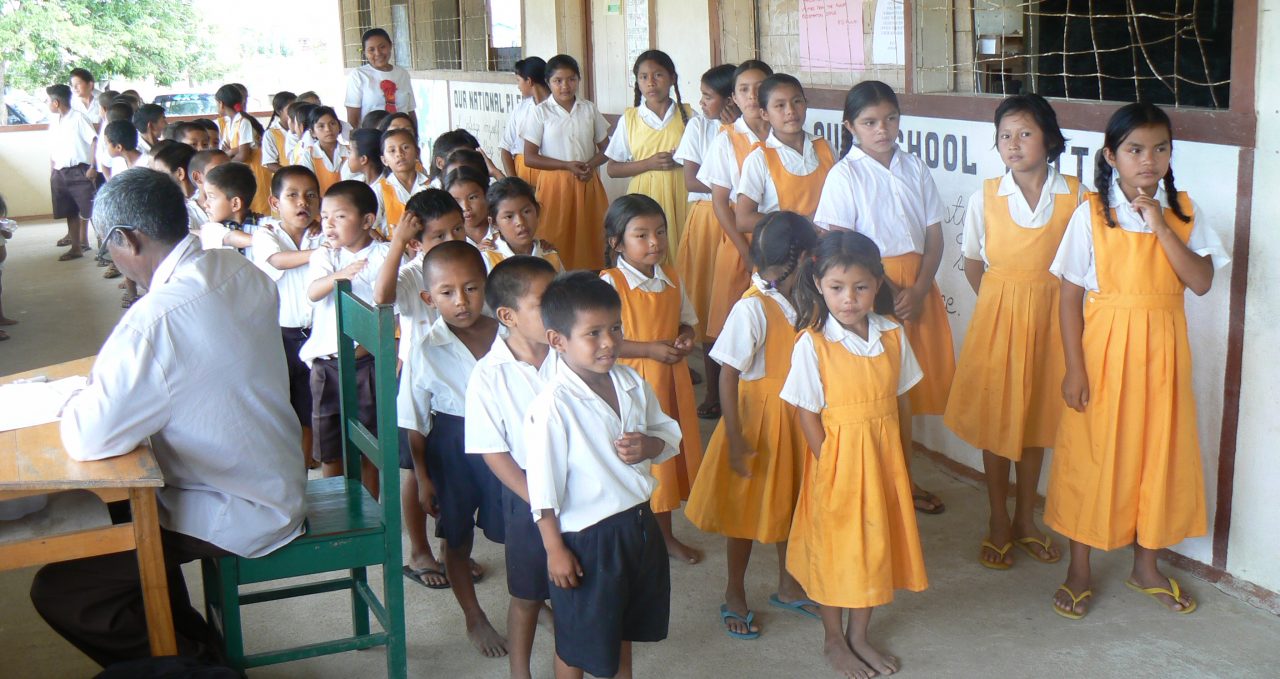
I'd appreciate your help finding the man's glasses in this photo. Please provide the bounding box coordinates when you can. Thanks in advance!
[103,224,137,244]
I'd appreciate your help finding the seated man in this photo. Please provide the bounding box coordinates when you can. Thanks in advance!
[30,168,307,667]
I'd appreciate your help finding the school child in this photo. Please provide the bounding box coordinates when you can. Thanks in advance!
[685,212,819,639]
[443,148,496,181]
[252,166,326,468]
[481,177,564,273]
[1045,103,1228,620]
[96,102,132,181]
[445,166,493,246]
[132,103,167,159]
[103,120,142,178]
[187,149,229,226]
[195,118,221,150]
[0,195,14,341]
[198,162,261,255]
[501,57,549,182]
[173,121,213,152]
[300,180,393,497]
[464,255,559,677]
[813,80,953,515]
[675,63,737,420]
[362,109,391,130]
[214,85,272,215]
[261,90,298,173]
[346,128,385,184]
[69,68,102,125]
[605,50,692,259]
[287,101,316,153]
[370,127,429,236]
[149,142,204,230]
[399,241,508,658]
[292,106,350,195]
[377,113,431,176]
[697,60,772,343]
[522,54,610,271]
[45,83,98,261]
[430,129,501,186]
[525,271,681,679]
[781,230,928,679]
[600,194,704,564]
[943,94,1080,570]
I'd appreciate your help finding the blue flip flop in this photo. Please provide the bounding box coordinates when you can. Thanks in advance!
[768,593,820,620]
[719,604,761,640]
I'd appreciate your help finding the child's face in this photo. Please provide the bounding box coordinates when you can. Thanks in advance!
[271,175,321,229]
[149,116,169,138]
[548,68,580,105]
[387,117,414,133]
[818,264,880,332]
[203,183,236,222]
[1105,124,1172,195]
[321,195,374,250]
[181,130,211,151]
[347,152,366,172]
[48,98,65,115]
[997,111,1049,175]
[615,214,667,271]
[71,76,92,98]
[493,196,540,251]
[420,213,466,252]
[154,161,192,196]
[422,259,487,329]
[502,273,555,346]
[551,306,622,376]
[636,60,672,104]
[313,115,341,144]
[516,75,534,98]
[763,84,807,138]
[448,181,489,232]
[699,82,727,121]
[733,69,768,121]
[107,143,124,159]
[382,135,419,174]
[845,101,900,159]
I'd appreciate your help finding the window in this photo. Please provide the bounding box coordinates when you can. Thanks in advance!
[342,0,523,72]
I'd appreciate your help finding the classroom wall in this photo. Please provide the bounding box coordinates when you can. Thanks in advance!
[0,128,54,218]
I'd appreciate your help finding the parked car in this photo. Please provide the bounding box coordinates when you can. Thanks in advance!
[4,99,49,125]
[153,93,218,116]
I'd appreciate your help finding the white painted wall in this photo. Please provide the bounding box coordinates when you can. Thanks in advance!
[654,0,712,114]
[0,129,54,218]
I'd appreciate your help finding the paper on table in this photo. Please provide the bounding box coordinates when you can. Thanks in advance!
[0,376,88,432]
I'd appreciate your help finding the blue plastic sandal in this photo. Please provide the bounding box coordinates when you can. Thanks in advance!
[719,604,761,640]
[768,593,820,620]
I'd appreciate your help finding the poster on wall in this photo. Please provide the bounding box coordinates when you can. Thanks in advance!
[799,0,866,71]
[872,0,906,65]
[624,0,652,88]
[446,81,523,161]
[413,79,451,156]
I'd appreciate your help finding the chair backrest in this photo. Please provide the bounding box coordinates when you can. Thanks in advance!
[333,279,401,537]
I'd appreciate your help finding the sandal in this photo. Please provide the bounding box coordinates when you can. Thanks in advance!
[58,251,83,262]
[1124,576,1197,614]
[690,369,704,385]
[767,593,820,620]
[103,264,121,279]
[403,565,451,590]
[56,236,71,247]
[913,489,946,514]
[697,402,722,419]
[122,296,136,309]
[719,604,760,640]
[1053,585,1093,620]
[1014,535,1062,564]
[0,330,9,341]
[979,540,1014,570]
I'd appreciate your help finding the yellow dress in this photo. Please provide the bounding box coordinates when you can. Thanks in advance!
[535,169,608,271]
[1044,193,1206,551]
[623,105,692,259]
[786,325,928,608]
[881,254,956,415]
[482,246,565,272]
[676,199,720,342]
[686,287,807,542]
[761,138,835,219]
[944,176,1080,459]
[706,127,761,338]
[225,116,273,216]
[299,145,343,196]
[513,154,540,186]
[605,266,703,513]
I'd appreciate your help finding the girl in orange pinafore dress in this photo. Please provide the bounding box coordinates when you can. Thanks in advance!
[370,127,429,237]
[501,57,549,186]
[292,106,349,195]
[944,94,1079,570]
[1044,103,1228,621]
[214,84,273,215]
[601,194,705,565]
[782,230,927,675]
[686,212,819,640]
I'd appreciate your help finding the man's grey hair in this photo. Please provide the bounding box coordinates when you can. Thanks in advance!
[93,168,189,245]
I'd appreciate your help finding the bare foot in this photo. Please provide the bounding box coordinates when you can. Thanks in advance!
[850,638,900,676]
[666,536,703,565]
[824,637,874,679]
[1053,573,1093,618]
[0,317,17,326]
[1128,569,1193,612]
[470,558,485,580]
[467,619,509,658]
[723,589,759,636]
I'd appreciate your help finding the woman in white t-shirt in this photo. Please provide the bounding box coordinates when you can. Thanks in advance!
[344,28,416,128]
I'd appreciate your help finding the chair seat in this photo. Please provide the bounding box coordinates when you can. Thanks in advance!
[296,476,383,542]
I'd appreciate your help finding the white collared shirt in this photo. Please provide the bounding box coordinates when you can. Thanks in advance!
[604,101,683,162]
[60,237,306,558]
[49,110,98,169]
[372,171,430,232]
[293,139,350,173]
[71,90,103,125]
[222,113,257,150]
[465,336,560,469]
[392,253,439,362]
[501,95,537,155]
[251,221,326,328]
[600,258,699,328]
[484,237,564,273]
[733,131,825,212]
[813,144,945,257]
[397,315,484,435]
[709,275,797,381]
[261,124,297,166]
[674,114,722,202]
[696,117,761,191]
[780,313,923,413]
[962,167,1085,264]
[522,97,609,163]
[344,63,417,120]
[1050,177,1230,292]
[299,240,392,365]
[186,198,208,230]
[524,363,682,532]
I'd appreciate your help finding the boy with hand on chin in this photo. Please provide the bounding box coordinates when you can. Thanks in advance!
[525,272,681,679]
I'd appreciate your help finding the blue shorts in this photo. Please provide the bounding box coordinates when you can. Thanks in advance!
[501,485,549,601]
[550,504,670,678]
[423,414,504,548]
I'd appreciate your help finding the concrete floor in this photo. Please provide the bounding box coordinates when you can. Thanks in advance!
[1,219,1277,678]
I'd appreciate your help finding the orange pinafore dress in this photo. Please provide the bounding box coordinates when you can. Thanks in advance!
[761,137,835,219]
[224,114,274,216]
[786,324,928,608]
[676,196,720,342]
[303,145,344,195]
[482,246,565,273]
[624,105,692,260]
[686,287,807,542]
[944,176,1080,459]
[881,256,956,416]
[705,127,763,338]
[605,266,704,513]
[378,175,414,238]
[1044,193,1206,551]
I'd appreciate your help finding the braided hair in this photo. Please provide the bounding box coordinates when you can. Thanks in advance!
[1094,102,1190,228]
[794,230,895,330]
[632,50,689,125]
[750,211,819,291]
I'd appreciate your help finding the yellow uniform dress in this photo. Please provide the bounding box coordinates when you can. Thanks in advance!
[786,323,928,608]
[944,176,1080,459]
[482,245,565,272]
[224,116,273,216]
[513,154,539,186]
[706,127,762,338]
[296,145,344,195]
[605,266,703,512]
[676,199,720,342]
[761,139,835,219]
[686,286,807,542]
[622,105,692,259]
[881,254,956,415]
[1044,193,1206,551]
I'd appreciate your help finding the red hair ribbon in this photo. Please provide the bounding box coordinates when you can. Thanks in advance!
[233,102,243,113]
[380,80,398,113]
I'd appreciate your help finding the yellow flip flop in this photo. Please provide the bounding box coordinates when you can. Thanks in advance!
[1124,576,1198,614]
[979,540,1014,570]
[1014,535,1062,564]
[1053,585,1093,620]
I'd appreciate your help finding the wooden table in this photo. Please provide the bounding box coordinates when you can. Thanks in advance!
[0,356,176,656]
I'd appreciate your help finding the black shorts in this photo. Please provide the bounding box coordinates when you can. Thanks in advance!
[281,327,312,427]
[309,353,378,464]
[422,414,504,548]
[550,504,670,678]
[50,165,96,220]
[502,485,549,601]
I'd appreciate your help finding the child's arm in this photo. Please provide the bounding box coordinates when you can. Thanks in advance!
[537,511,583,588]
[796,409,826,460]
[718,364,754,478]
[893,222,943,322]
[683,160,713,193]
[712,185,752,263]
[1133,191,1214,295]
[572,140,609,182]
[897,394,913,459]
[522,140,575,173]
[308,257,367,302]
[266,240,322,270]
[1060,280,1089,412]
[222,229,253,249]
[500,148,517,178]
[733,194,766,235]
[229,142,252,164]
[407,429,438,517]
[481,149,506,180]
[482,453,529,503]
[606,151,678,179]
[963,258,986,295]
[372,212,419,305]
[617,338,682,364]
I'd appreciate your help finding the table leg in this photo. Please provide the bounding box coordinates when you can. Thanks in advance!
[130,487,177,656]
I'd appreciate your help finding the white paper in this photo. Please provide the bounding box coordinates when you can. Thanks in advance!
[872,0,906,65]
[0,376,88,432]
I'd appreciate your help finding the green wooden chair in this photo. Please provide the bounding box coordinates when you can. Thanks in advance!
[201,280,406,677]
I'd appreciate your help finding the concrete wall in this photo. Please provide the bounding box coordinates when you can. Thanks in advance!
[0,129,54,218]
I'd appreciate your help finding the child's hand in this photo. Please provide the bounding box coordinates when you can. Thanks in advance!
[1132,187,1168,235]
[479,234,497,251]
[570,161,592,181]
[305,222,323,237]
[369,229,388,243]
[673,327,696,354]
[547,544,584,589]
[537,238,557,253]
[335,259,368,281]
[416,477,439,517]
[649,341,683,364]
[647,151,678,172]
[727,435,755,478]
[391,211,422,245]
[894,285,926,322]
[1062,366,1090,412]
[615,432,663,464]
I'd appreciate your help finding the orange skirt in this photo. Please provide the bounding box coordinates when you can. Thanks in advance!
[248,147,273,216]
[705,234,752,339]
[675,200,721,343]
[882,254,955,415]
[514,153,540,187]
[619,355,704,514]
[535,169,607,271]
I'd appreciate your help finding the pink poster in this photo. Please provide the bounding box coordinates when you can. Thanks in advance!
[799,0,866,71]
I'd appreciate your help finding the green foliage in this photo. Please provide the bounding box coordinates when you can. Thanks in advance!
[0,0,223,91]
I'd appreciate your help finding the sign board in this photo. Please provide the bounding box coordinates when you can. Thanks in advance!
[445,81,523,160]
[799,0,866,71]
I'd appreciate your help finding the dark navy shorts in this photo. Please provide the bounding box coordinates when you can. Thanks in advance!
[423,413,505,548]
[310,353,377,464]
[280,327,312,427]
[501,485,549,601]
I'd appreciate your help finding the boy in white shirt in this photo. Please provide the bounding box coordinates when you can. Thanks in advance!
[46,83,98,261]
[198,162,260,254]
[103,120,142,178]
[399,241,507,658]
[187,149,229,226]
[132,104,168,161]
[525,272,682,679]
